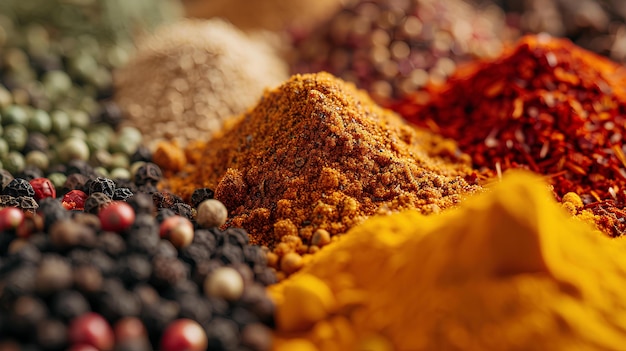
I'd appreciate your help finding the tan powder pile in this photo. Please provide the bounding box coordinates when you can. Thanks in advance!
[114,19,288,148]
[162,72,479,276]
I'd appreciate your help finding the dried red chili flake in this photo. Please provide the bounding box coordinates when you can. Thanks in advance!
[392,34,626,235]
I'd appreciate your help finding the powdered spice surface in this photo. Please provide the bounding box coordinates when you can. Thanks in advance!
[164,72,479,253]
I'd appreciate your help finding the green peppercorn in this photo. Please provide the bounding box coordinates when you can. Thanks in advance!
[109,167,130,180]
[47,172,67,189]
[42,70,72,99]
[68,110,90,129]
[109,152,129,170]
[64,128,87,141]
[94,166,109,177]
[0,86,12,108]
[27,109,52,133]
[58,137,90,162]
[90,149,112,168]
[25,150,49,171]
[2,150,25,174]
[68,53,98,81]
[4,124,28,150]
[86,131,110,152]
[0,139,9,158]
[2,105,29,125]
[50,110,71,135]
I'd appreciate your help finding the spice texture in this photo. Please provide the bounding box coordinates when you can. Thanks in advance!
[393,34,626,236]
[270,171,626,351]
[163,72,479,273]
[115,19,288,148]
[290,0,507,104]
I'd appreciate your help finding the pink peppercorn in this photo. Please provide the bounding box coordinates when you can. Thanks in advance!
[29,177,56,201]
[99,201,135,233]
[62,190,88,211]
[0,207,24,231]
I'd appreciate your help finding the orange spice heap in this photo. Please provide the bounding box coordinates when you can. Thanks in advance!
[392,34,626,237]
[163,72,479,274]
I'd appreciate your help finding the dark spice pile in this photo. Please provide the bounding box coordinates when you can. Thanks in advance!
[0,162,276,351]
[289,0,507,104]
[483,0,626,63]
[392,34,626,237]
[162,72,479,278]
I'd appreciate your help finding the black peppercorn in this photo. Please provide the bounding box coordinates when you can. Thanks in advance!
[8,296,48,339]
[190,188,215,208]
[130,145,153,164]
[84,192,112,214]
[36,318,68,351]
[17,196,39,212]
[178,295,211,324]
[2,178,35,197]
[134,163,162,186]
[51,290,90,322]
[204,318,240,351]
[15,166,43,182]
[63,173,88,193]
[23,132,49,154]
[88,177,116,198]
[117,254,152,287]
[0,195,19,208]
[35,254,73,295]
[170,202,192,219]
[150,256,188,288]
[126,194,154,215]
[98,231,127,257]
[37,198,70,231]
[0,169,15,191]
[113,187,134,201]
[155,208,175,224]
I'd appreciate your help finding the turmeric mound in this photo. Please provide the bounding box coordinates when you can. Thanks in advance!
[270,171,626,351]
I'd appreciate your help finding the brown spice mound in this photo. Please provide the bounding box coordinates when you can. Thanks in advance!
[164,72,479,252]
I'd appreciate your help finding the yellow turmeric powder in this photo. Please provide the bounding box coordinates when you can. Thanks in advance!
[269,171,626,351]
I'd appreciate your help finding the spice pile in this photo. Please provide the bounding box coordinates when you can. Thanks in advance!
[182,0,344,34]
[393,34,626,237]
[269,171,626,351]
[484,0,626,64]
[0,162,276,351]
[289,0,507,104]
[0,14,155,184]
[114,19,289,148]
[162,72,479,278]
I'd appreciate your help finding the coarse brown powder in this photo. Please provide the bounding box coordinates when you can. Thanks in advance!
[114,19,288,149]
[162,72,479,273]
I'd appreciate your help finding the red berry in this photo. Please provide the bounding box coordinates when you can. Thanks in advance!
[99,201,135,232]
[0,207,24,231]
[68,312,114,351]
[62,190,88,211]
[29,177,56,201]
[160,319,208,351]
[114,317,147,343]
[159,215,195,248]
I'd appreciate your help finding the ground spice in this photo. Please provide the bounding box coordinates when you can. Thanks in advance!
[269,171,626,351]
[393,34,626,237]
[114,19,288,149]
[162,72,479,276]
[289,0,507,104]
